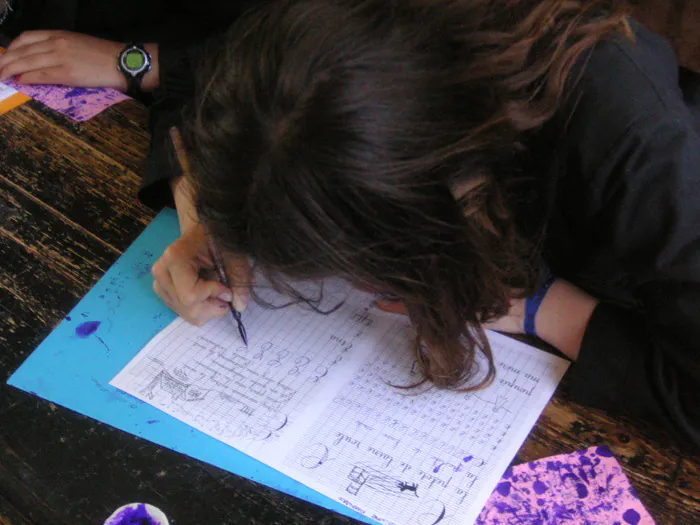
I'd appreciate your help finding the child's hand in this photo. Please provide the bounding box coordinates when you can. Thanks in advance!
[481,298,525,334]
[0,30,126,89]
[157,127,252,326]
[151,221,251,326]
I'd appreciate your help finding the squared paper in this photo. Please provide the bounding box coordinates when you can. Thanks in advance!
[112,280,569,525]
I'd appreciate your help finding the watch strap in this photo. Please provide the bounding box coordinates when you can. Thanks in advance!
[524,267,555,337]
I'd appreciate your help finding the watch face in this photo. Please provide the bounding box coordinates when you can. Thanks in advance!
[125,50,145,71]
[121,46,150,75]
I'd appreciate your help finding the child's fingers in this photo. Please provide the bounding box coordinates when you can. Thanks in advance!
[169,258,230,308]
[186,298,231,327]
[375,299,408,315]
[14,66,66,85]
[153,275,229,326]
[7,30,56,52]
[226,257,252,312]
[0,51,59,81]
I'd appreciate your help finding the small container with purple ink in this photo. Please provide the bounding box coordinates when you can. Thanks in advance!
[103,503,169,525]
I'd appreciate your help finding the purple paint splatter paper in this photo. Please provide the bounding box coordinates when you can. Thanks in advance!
[6,82,129,122]
[475,446,655,525]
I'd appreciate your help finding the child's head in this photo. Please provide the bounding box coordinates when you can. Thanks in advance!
[183,0,628,388]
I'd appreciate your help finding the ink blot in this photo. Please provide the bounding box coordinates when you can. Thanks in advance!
[104,503,165,525]
[147,420,159,425]
[533,480,547,494]
[65,316,72,321]
[575,483,588,498]
[536,498,545,506]
[502,466,513,478]
[622,509,641,524]
[496,482,511,496]
[595,446,614,457]
[75,321,101,338]
[463,455,473,463]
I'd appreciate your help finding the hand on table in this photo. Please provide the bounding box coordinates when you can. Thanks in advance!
[151,220,251,326]
[0,31,126,89]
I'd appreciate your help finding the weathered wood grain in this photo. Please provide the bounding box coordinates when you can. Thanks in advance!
[0,494,35,525]
[0,178,119,357]
[0,101,154,252]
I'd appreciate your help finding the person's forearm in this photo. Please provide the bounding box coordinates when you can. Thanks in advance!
[535,279,599,361]
[171,175,198,233]
[170,128,199,232]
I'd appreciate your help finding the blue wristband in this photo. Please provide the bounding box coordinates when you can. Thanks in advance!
[524,269,555,337]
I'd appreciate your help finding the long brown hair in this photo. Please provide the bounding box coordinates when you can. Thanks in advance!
[182,0,630,389]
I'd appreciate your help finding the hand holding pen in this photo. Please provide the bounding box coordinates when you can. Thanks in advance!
[150,127,251,338]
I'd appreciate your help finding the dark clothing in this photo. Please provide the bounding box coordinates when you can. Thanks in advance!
[537,21,700,447]
[137,18,700,446]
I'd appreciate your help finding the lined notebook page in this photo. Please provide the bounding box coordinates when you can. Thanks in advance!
[111,278,569,525]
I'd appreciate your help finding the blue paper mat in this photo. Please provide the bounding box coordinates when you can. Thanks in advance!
[8,209,371,524]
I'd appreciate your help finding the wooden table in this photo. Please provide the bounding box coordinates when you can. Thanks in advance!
[2,21,700,524]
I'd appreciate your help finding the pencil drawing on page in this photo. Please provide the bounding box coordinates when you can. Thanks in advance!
[111,276,569,525]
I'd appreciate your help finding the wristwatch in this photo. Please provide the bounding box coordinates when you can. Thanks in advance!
[117,43,151,97]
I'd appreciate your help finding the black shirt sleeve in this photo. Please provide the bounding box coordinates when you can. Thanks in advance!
[543,20,700,448]
[138,39,198,209]
[138,2,264,210]
[569,110,700,448]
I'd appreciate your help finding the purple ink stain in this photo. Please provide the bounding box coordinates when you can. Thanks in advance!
[65,316,71,321]
[65,88,85,98]
[575,483,589,498]
[596,446,614,457]
[579,455,593,466]
[75,321,101,337]
[496,482,511,497]
[552,503,573,519]
[536,498,545,506]
[622,509,641,524]
[502,466,513,478]
[493,501,516,513]
[578,468,590,484]
[463,455,473,462]
[533,480,547,494]
[75,320,111,352]
[106,503,158,525]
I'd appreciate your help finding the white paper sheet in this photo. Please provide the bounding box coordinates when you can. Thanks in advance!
[0,81,19,101]
[111,278,569,525]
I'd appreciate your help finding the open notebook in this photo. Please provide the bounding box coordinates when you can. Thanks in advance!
[112,275,569,525]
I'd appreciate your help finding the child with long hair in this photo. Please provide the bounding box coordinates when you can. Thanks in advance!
[146,0,700,447]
